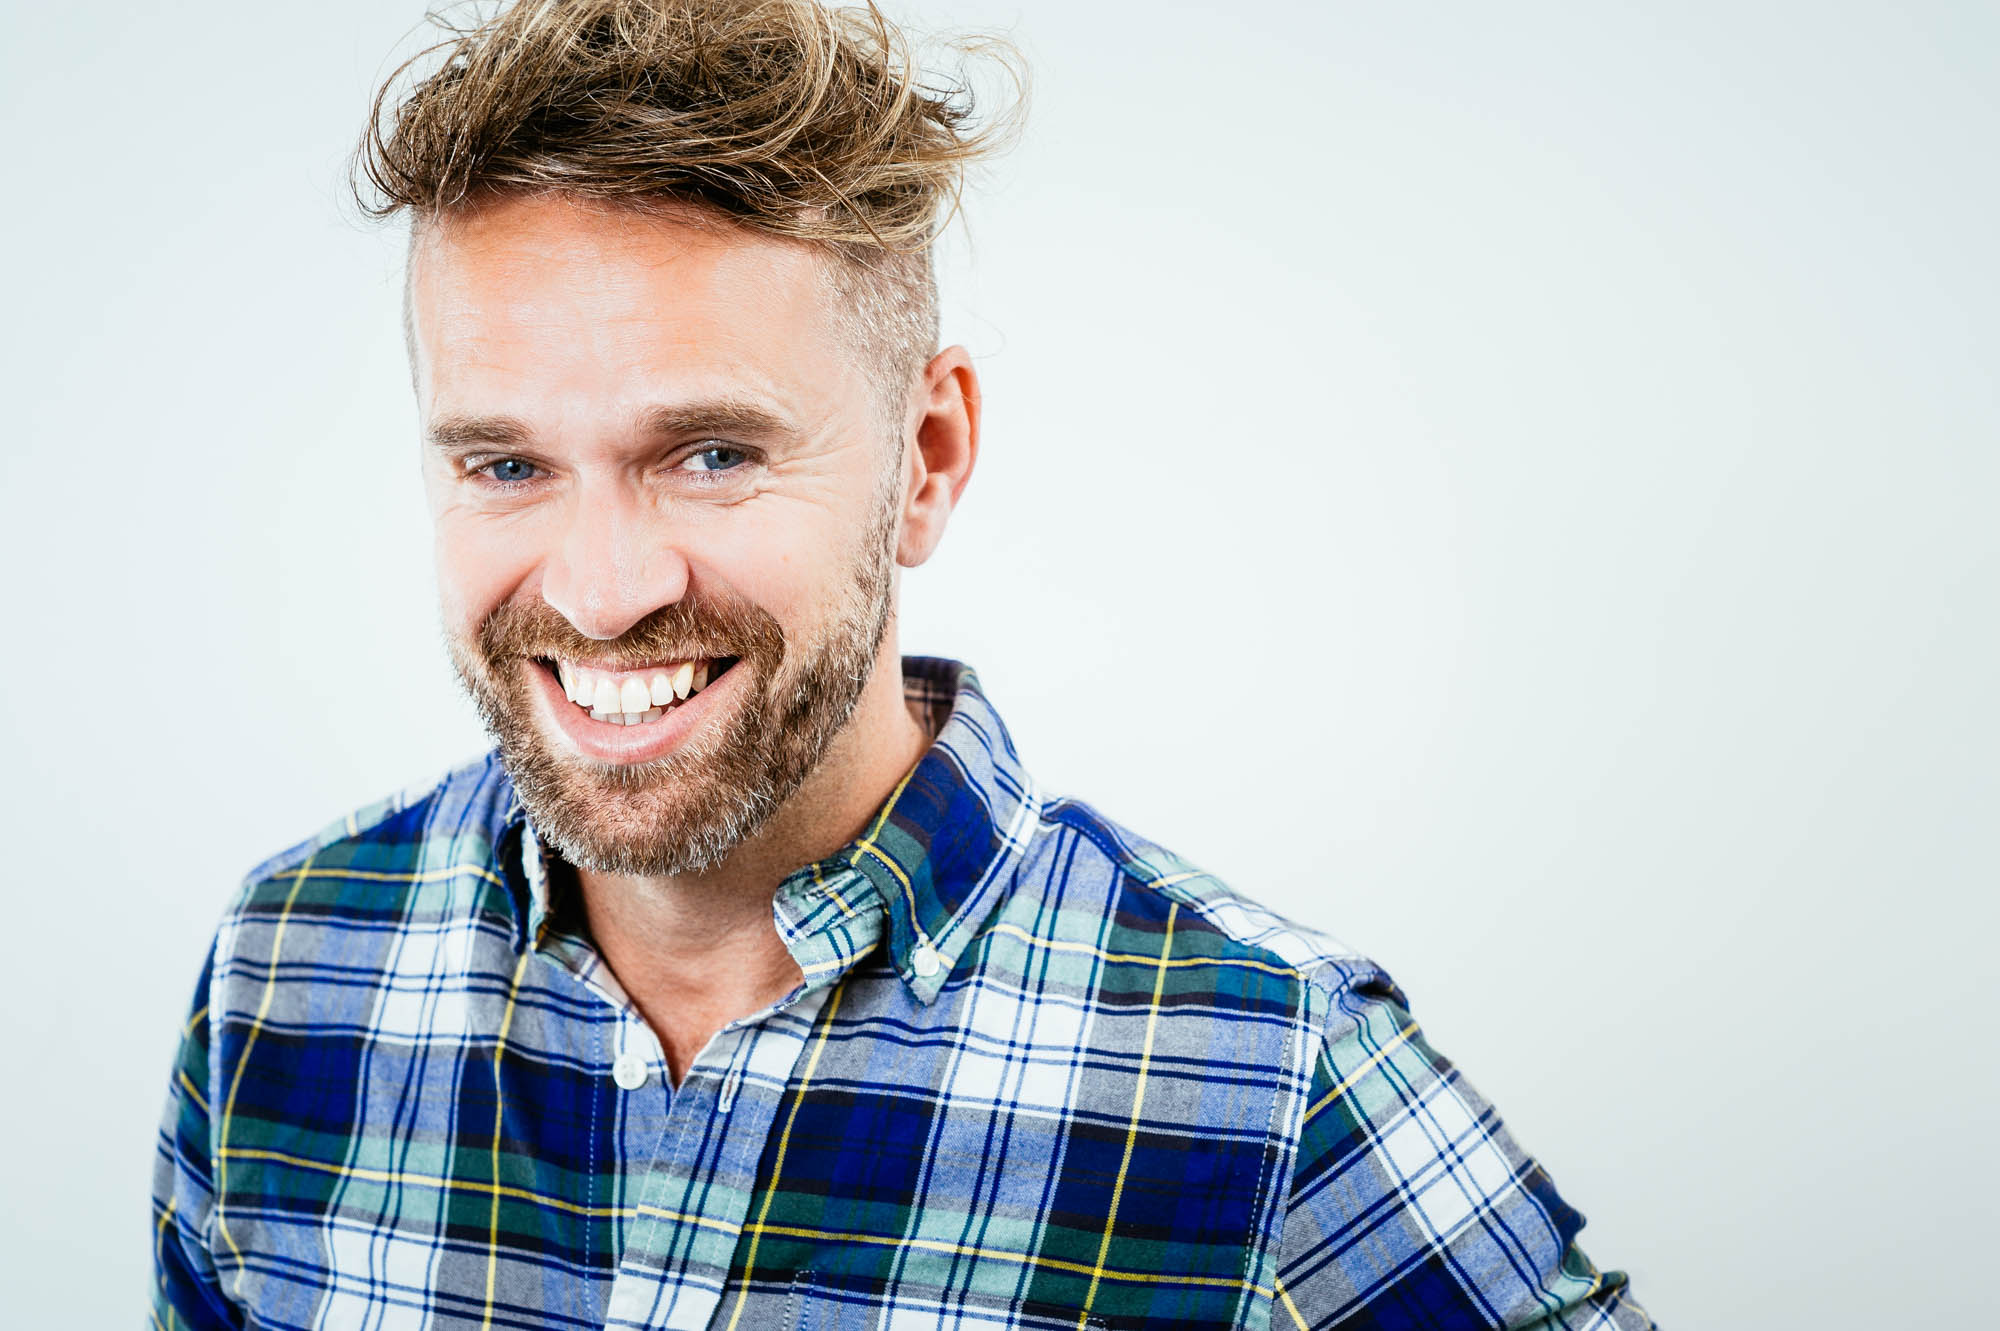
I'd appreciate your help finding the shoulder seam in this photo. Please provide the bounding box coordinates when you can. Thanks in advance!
[237,752,500,890]
[1038,797,1368,1000]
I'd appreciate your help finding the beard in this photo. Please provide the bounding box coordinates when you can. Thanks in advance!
[444,471,900,878]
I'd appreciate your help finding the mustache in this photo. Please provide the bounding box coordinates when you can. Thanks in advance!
[475,590,785,670]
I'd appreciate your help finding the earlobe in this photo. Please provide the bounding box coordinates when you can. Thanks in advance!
[897,347,981,568]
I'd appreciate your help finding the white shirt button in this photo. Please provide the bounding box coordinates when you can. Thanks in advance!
[611,1051,648,1090]
[912,944,943,978]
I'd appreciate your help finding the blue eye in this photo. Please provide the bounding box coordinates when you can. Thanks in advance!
[684,444,747,474]
[483,458,538,484]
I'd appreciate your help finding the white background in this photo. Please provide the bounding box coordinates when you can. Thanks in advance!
[2,2,1994,1324]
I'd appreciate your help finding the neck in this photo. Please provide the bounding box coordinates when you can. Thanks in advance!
[569,629,931,1084]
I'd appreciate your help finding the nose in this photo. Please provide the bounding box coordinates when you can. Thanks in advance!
[538,481,691,640]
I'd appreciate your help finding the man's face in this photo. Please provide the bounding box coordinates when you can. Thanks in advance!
[409,194,906,876]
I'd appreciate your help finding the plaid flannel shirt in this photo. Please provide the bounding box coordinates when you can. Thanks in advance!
[152,655,1654,1329]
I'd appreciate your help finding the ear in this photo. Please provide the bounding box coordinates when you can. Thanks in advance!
[896,345,981,568]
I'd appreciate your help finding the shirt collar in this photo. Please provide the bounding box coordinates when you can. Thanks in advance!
[503,656,1039,1005]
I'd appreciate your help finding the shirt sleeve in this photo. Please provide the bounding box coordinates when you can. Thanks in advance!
[1271,966,1656,1330]
[150,949,245,1329]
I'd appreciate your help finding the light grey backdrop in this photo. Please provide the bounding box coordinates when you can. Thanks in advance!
[2,2,1993,1324]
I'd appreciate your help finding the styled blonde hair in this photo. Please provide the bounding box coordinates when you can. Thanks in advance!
[355,0,1022,403]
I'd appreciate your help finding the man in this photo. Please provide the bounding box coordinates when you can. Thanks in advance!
[152,2,1655,1327]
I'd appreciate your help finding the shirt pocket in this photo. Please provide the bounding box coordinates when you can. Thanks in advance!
[787,1269,1113,1330]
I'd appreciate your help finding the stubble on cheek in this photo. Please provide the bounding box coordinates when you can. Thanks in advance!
[440,482,901,877]
[443,585,788,876]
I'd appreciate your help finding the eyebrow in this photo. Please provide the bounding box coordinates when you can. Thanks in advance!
[425,414,534,451]
[425,399,798,452]
[638,400,796,441]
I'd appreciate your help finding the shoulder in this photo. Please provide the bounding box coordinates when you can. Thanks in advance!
[220,751,520,935]
[1019,792,1396,1016]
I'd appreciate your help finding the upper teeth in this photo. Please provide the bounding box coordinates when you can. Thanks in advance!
[556,658,717,723]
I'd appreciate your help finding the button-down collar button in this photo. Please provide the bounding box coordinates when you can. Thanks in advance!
[912,944,943,978]
[611,1051,648,1090]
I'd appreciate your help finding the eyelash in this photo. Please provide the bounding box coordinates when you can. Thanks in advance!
[678,443,751,480]
[466,444,750,489]
[472,457,539,487]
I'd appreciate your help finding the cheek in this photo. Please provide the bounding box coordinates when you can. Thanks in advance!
[432,510,537,631]
[699,507,843,616]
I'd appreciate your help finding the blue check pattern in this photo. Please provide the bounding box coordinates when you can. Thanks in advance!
[152,656,1654,1328]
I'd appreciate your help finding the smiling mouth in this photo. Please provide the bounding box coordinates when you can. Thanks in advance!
[531,655,741,726]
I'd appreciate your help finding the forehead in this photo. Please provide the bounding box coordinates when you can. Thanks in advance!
[406,193,849,419]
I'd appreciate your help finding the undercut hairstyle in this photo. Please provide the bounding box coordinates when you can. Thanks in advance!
[354,0,1022,415]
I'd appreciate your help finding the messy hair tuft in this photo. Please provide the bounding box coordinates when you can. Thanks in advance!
[357,0,1020,246]
[356,0,1024,402]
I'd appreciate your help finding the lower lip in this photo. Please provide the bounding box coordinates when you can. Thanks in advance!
[529,660,742,765]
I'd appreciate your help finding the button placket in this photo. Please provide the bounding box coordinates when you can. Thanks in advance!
[610,1015,657,1091]
[611,1049,648,1090]
[601,984,835,1331]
